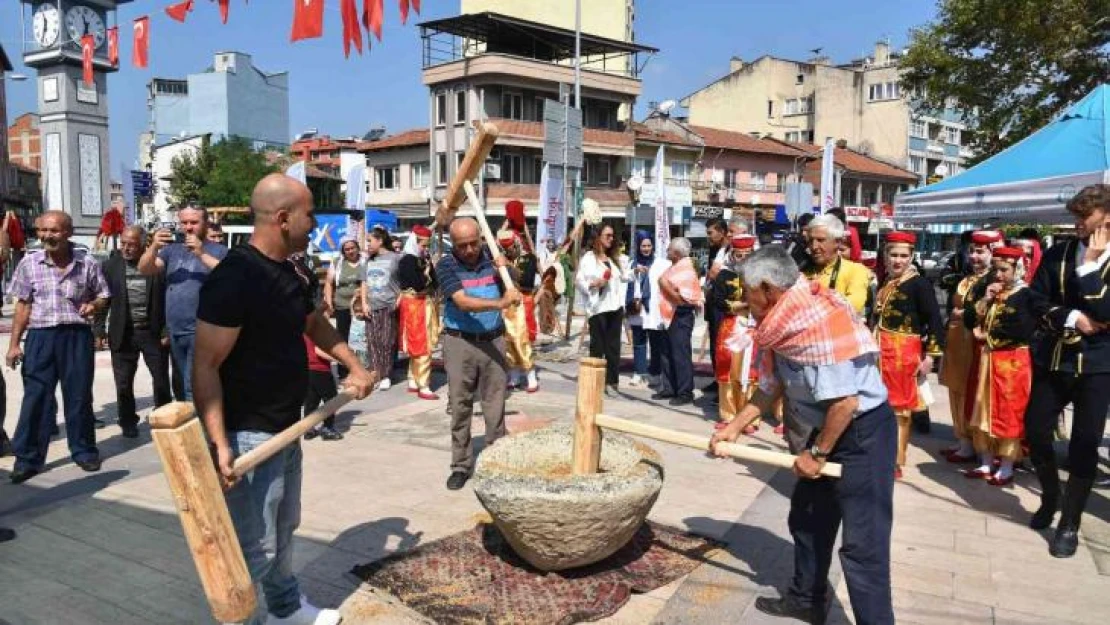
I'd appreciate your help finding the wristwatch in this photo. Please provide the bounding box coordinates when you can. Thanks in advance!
[808,443,829,460]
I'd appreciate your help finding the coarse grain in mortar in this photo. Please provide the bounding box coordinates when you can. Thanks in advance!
[473,425,664,571]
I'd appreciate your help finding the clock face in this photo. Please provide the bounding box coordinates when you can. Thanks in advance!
[33,3,61,48]
[65,5,106,50]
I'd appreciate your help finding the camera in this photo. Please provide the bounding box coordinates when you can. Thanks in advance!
[174,230,187,244]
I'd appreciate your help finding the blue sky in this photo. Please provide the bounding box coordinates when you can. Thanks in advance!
[2,0,938,180]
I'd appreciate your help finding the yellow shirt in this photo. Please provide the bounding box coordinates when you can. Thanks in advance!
[806,257,871,315]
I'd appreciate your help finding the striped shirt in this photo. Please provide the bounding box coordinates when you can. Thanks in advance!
[8,247,111,329]
[437,249,504,334]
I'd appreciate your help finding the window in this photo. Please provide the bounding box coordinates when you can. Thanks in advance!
[533,156,543,183]
[632,158,654,180]
[785,130,815,143]
[908,155,924,174]
[868,82,901,102]
[910,119,927,138]
[436,153,448,186]
[767,100,774,118]
[502,92,524,120]
[502,153,524,183]
[670,161,691,183]
[749,172,766,191]
[723,169,739,188]
[784,97,813,115]
[596,159,611,185]
[455,90,467,124]
[583,158,591,184]
[375,166,400,191]
[411,161,430,189]
[535,97,545,121]
[796,73,804,85]
[455,151,466,176]
[435,92,447,127]
[944,126,960,145]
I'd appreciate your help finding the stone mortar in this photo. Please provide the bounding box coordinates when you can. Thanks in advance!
[473,424,664,571]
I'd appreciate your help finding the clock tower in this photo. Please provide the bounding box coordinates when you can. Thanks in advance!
[20,1,131,238]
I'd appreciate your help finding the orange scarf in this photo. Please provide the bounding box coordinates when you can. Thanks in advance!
[660,257,702,324]
[753,278,877,379]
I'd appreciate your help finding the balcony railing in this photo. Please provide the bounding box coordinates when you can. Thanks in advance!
[690,180,786,194]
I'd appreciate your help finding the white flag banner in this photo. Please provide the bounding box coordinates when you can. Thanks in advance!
[285,161,307,185]
[345,164,367,210]
[820,137,836,212]
[652,144,670,258]
[535,163,567,254]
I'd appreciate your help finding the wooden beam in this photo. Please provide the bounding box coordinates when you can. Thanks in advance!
[572,357,607,474]
[435,122,500,227]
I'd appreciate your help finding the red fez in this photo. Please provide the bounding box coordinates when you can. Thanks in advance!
[730,235,756,250]
[970,230,1003,246]
[411,224,432,238]
[885,231,916,247]
[993,246,1024,261]
[505,199,526,230]
[496,230,517,245]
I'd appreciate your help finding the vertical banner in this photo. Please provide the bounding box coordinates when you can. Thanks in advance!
[107,27,119,66]
[820,137,836,212]
[535,163,567,252]
[121,162,135,225]
[132,17,149,69]
[81,35,95,85]
[285,161,307,184]
[345,164,367,209]
[652,144,669,259]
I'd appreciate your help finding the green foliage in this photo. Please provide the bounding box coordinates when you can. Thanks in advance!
[900,0,1110,161]
[167,137,279,208]
[1001,224,1055,239]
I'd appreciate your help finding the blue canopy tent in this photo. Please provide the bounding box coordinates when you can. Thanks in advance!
[896,85,1110,225]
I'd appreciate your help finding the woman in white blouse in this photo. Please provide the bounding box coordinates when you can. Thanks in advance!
[576,224,630,396]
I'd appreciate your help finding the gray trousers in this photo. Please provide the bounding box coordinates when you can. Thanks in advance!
[444,333,508,473]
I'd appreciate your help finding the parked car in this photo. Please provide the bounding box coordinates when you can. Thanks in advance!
[925,251,954,281]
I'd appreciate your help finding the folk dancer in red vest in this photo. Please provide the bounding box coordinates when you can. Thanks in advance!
[872,231,943,479]
[497,229,540,392]
[963,247,1037,486]
[398,225,440,400]
[940,230,1003,463]
[712,235,760,431]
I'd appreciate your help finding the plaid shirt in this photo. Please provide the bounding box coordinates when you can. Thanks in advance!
[8,247,111,329]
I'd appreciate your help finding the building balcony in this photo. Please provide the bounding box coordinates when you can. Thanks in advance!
[482,117,635,157]
[690,180,786,205]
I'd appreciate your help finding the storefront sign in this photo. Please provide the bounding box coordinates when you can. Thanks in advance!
[639,184,693,210]
[692,205,724,219]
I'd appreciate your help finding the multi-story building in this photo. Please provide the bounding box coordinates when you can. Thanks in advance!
[146,52,290,153]
[0,43,11,211]
[360,128,433,228]
[680,41,971,185]
[418,11,656,220]
[7,113,40,172]
[1,43,41,225]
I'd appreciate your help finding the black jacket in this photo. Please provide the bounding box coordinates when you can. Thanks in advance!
[103,252,166,350]
[1029,239,1110,374]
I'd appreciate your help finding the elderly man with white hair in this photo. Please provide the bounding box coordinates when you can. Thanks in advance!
[711,245,895,625]
[653,238,702,406]
[804,213,871,315]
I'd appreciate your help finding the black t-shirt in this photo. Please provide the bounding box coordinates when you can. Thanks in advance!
[196,245,315,433]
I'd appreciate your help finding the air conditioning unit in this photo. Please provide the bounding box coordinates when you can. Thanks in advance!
[484,162,502,180]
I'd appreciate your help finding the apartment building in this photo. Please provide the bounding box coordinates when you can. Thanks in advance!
[359,128,433,228]
[680,41,971,185]
[7,113,41,172]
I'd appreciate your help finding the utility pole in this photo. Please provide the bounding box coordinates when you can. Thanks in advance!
[562,0,583,340]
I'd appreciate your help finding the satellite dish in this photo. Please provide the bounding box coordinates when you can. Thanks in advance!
[658,100,677,114]
[934,163,949,177]
[626,174,644,192]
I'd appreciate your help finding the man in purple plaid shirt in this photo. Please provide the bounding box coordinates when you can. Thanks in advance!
[5,211,111,484]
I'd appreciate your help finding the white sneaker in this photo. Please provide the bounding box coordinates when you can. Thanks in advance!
[629,374,644,388]
[265,597,342,625]
[526,369,539,392]
[377,378,392,391]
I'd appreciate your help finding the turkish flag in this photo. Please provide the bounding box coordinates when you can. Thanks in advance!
[107,26,119,66]
[291,0,325,42]
[81,34,95,85]
[165,0,194,23]
[399,0,409,24]
[364,0,383,41]
[340,0,363,57]
[218,0,230,23]
[412,0,421,13]
[133,17,149,69]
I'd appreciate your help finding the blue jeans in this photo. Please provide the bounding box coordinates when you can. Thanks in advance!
[646,329,666,377]
[13,325,98,470]
[659,307,695,397]
[225,430,304,622]
[169,332,196,401]
[630,325,649,376]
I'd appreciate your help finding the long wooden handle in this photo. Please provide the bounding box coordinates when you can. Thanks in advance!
[436,123,500,227]
[594,413,843,478]
[231,391,356,477]
[462,180,517,288]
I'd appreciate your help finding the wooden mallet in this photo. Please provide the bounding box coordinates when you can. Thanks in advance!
[149,389,363,623]
[435,122,500,228]
[571,358,842,478]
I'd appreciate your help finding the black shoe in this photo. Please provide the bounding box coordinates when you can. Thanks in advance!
[0,527,15,543]
[10,467,41,484]
[911,410,931,434]
[754,595,828,625]
[669,395,694,406]
[304,427,320,440]
[1050,477,1094,558]
[121,424,139,439]
[1030,458,1060,530]
[446,471,470,490]
[651,392,675,400]
[700,382,718,394]
[319,426,344,441]
[76,459,102,473]
[0,431,11,458]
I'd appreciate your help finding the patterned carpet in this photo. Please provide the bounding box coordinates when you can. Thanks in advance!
[351,522,721,625]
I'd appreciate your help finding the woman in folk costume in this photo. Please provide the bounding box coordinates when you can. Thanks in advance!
[712,234,760,431]
[397,225,441,400]
[496,229,540,392]
[964,247,1037,486]
[872,231,943,478]
[940,230,1002,463]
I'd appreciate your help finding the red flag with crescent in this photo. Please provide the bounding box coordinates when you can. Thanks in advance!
[291,0,325,42]
[165,0,194,22]
[340,0,363,57]
[107,26,119,66]
[133,17,149,69]
[81,34,95,85]
[218,0,230,23]
[412,0,421,13]
[399,0,409,24]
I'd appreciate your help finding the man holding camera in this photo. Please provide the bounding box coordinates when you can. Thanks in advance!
[139,205,227,400]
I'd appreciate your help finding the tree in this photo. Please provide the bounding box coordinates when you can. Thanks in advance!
[167,137,278,208]
[900,0,1110,161]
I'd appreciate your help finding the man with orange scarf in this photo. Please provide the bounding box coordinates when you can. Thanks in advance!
[964,247,1037,486]
[940,230,1001,463]
[398,225,440,399]
[872,231,943,479]
[655,238,702,406]
[496,229,539,392]
[710,245,894,625]
[710,234,758,430]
